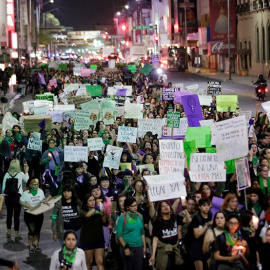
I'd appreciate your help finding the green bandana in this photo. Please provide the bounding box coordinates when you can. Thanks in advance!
[15,133,22,142]
[63,245,77,264]
[49,146,57,152]
[259,176,270,196]
[31,190,38,196]
[126,211,138,224]
[6,136,14,145]
[252,202,261,216]
[224,231,238,246]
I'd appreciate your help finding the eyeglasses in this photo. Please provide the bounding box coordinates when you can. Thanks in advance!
[229,222,239,226]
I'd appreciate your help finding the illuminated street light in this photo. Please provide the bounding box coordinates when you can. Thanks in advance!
[116,11,121,16]
[125,5,129,9]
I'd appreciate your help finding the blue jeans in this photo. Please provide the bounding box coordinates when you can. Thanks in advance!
[58,228,81,247]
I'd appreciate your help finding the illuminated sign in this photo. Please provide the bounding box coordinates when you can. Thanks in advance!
[11,32,18,49]
[7,0,15,31]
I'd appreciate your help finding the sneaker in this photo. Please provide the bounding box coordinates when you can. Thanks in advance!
[15,235,23,241]
[29,246,35,254]
[34,245,42,252]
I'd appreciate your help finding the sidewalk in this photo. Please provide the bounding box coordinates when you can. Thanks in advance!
[187,66,258,87]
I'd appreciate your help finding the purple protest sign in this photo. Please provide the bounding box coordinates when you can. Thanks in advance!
[162,87,180,101]
[115,89,127,96]
[182,95,203,127]
[174,91,195,105]
[38,73,46,85]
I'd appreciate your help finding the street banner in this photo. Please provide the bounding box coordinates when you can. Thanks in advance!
[189,153,226,182]
[87,138,104,151]
[215,115,248,161]
[162,118,188,138]
[208,81,221,96]
[117,126,138,143]
[74,111,90,130]
[182,95,203,127]
[235,158,251,190]
[144,171,186,202]
[104,145,123,169]
[64,146,88,162]
[138,118,164,138]
[167,112,180,128]
[162,87,180,101]
[185,126,211,148]
[216,95,238,112]
[125,104,143,119]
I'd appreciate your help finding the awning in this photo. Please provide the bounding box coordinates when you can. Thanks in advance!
[234,49,251,55]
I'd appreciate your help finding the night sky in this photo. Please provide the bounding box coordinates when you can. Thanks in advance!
[44,0,115,30]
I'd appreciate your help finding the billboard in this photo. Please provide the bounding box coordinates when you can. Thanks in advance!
[209,0,236,41]
[178,0,197,33]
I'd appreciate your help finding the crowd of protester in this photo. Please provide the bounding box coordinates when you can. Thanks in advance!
[0,61,270,270]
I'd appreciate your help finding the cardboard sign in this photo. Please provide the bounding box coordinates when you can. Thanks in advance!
[33,105,50,115]
[21,115,52,133]
[184,140,196,167]
[87,138,104,151]
[81,100,101,112]
[144,171,186,202]
[162,88,180,101]
[199,95,212,106]
[208,81,221,96]
[64,146,88,162]
[117,126,138,143]
[138,119,164,138]
[189,153,226,182]
[167,112,180,128]
[235,158,251,190]
[215,116,248,161]
[80,68,91,77]
[101,108,115,125]
[67,94,92,105]
[74,111,90,130]
[36,94,54,103]
[103,145,123,169]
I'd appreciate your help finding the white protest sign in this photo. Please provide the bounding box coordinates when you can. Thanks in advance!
[159,140,184,159]
[87,138,104,151]
[144,171,186,202]
[103,145,123,169]
[115,107,125,117]
[54,104,75,111]
[138,119,164,138]
[2,112,19,136]
[114,85,132,96]
[262,101,270,113]
[33,105,50,115]
[74,111,90,130]
[27,138,42,151]
[62,111,75,122]
[239,111,252,124]
[117,126,138,143]
[215,115,248,161]
[47,111,63,123]
[199,119,216,145]
[73,67,82,76]
[33,132,40,140]
[198,95,212,106]
[163,118,188,137]
[64,83,79,94]
[159,159,185,175]
[235,158,251,190]
[124,104,143,119]
[64,146,88,162]
[173,83,184,91]
[76,88,87,96]
[185,84,199,93]
[189,153,226,182]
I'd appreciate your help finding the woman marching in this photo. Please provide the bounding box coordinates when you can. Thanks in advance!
[19,178,45,254]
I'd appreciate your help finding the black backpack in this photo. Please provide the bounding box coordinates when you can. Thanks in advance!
[4,173,19,195]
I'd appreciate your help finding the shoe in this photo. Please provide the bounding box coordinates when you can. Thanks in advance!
[15,235,23,241]
[29,246,35,254]
[6,233,11,238]
[34,245,42,252]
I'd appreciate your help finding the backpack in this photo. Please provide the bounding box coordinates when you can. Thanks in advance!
[4,173,19,196]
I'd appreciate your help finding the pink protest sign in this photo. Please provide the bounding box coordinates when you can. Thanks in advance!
[49,79,57,87]
[80,68,91,77]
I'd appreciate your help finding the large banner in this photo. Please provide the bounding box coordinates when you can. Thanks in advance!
[215,116,248,161]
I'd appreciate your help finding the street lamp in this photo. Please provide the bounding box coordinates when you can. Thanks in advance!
[125,5,129,9]
[116,11,121,16]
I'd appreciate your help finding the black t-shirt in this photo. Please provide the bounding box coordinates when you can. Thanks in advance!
[190,213,212,242]
[152,219,180,245]
[62,202,81,231]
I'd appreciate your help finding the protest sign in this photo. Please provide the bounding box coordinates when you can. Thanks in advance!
[184,140,196,166]
[189,153,226,182]
[54,104,75,111]
[173,83,184,90]
[124,104,143,119]
[138,119,164,138]
[33,105,50,115]
[67,94,92,105]
[144,172,186,202]
[167,112,180,128]
[115,89,127,96]
[163,118,188,138]
[101,109,115,125]
[81,100,101,112]
[159,140,184,159]
[36,94,54,103]
[138,164,155,173]
[89,110,99,125]
[64,146,88,162]
[115,107,125,117]
[162,88,180,101]
[174,91,193,105]
[73,67,82,76]
[159,159,185,175]
[27,137,42,151]
[140,63,153,76]
[117,126,138,143]
[207,81,221,96]
[198,95,212,106]
[215,115,248,161]
[58,63,67,70]
[80,68,91,77]
[64,84,79,94]
[49,62,58,69]
[182,95,203,127]
[49,79,57,88]
[235,158,251,190]
[114,95,133,106]
[151,55,159,66]
[103,145,123,169]
[76,88,87,96]
[90,64,97,70]
[185,126,211,148]
[62,111,75,122]
[199,119,216,145]
[86,85,102,97]
[120,163,132,171]
[128,65,136,72]
[262,101,270,113]
[216,95,238,112]
[21,115,52,133]
[101,100,116,111]
[206,147,216,153]
[2,112,19,136]
[239,111,252,124]
[47,111,63,123]
[185,84,199,93]
[74,111,90,130]
[87,138,104,151]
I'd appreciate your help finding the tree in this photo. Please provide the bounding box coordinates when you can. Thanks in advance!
[45,13,61,28]
[39,30,52,45]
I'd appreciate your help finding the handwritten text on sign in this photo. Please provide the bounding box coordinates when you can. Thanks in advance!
[87,138,104,151]
[117,126,137,143]
[27,138,42,152]
[189,153,226,182]
[64,146,88,162]
[144,171,186,202]
[103,145,123,169]
[159,140,184,160]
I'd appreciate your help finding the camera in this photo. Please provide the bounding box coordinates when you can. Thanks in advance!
[60,259,73,269]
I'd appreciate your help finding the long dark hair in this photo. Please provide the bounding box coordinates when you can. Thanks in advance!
[124,196,137,211]
[61,184,79,205]
[155,200,175,224]
[212,211,226,229]
[82,194,95,211]
[90,185,106,203]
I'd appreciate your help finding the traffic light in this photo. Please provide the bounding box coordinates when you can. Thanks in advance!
[121,24,127,31]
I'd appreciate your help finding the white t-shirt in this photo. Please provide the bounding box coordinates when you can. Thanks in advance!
[2,172,29,196]
[20,189,45,209]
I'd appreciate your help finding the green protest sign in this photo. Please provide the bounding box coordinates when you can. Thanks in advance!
[206,147,216,153]
[167,112,180,128]
[216,95,238,112]
[184,140,196,167]
[225,159,239,174]
[128,65,136,72]
[41,63,47,67]
[86,85,102,97]
[35,94,54,103]
[205,134,212,148]
[140,63,153,75]
[58,63,67,71]
[101,100,116,111]
[90,64,97,70]
[120,163,132,171]
[185,126,211,148]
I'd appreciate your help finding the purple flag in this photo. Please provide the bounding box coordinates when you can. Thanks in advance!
[38,73,46,85]
[115,89,127,96]
[182,95,203,127]
[174,91,195,105]
[38,118,46,130]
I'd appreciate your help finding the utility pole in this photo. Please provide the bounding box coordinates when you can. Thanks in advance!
[228,0,231,80]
